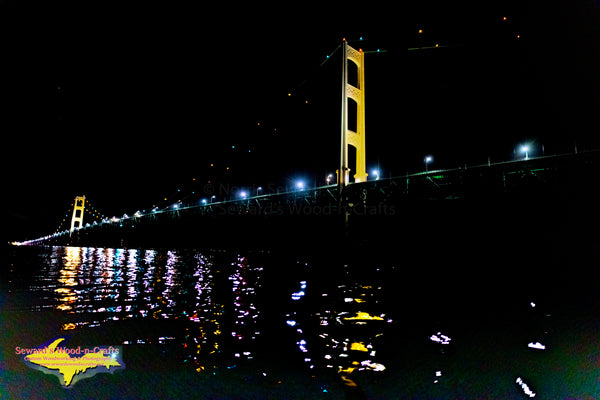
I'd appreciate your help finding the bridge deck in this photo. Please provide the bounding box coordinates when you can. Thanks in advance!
[13,150,599,247]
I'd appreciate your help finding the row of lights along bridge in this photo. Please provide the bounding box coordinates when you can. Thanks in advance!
[14,141,540,243]
[160,141,534,212]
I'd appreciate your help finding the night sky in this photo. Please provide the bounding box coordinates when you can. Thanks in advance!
[4,1,599,240]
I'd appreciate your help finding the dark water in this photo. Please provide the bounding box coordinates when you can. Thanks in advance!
[1,241,598,399]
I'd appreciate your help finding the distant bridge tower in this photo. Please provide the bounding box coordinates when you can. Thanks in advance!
[339,39,367,186]
[70,196,85,233]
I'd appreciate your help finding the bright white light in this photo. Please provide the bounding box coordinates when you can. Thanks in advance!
[430,332,451,345]
[298,339,308,353]
[291,290,305,300]
[527,342,546,350]
[520,144,530,160]
[424,156,434,171]
[516,377,536,397]
[360,360,386,371]
[239,191,247,199]
[296,180,304,190]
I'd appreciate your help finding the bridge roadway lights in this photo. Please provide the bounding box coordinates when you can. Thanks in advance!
[12,151,599,247]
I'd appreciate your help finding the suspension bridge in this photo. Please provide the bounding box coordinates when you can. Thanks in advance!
[12,149,599,249]
[11,39,600,249]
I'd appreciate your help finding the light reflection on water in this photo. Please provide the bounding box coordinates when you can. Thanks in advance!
[285,265,390,389]
[27,248,217,359]
[23,247,290,374]
[8,244,598,398]
[19,246,391,390]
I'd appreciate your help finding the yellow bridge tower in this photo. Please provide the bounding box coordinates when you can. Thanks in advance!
[339,39,367,185]
[70,196,85,233]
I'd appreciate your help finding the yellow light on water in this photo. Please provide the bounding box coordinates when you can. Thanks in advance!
[350,342,368,352]
[343,311,383,321]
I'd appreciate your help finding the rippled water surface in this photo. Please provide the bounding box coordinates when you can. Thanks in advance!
[2,244,598,399]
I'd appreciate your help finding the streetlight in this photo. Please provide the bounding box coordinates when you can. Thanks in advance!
[326,174,333,185]
[295,180,305,190]
[256,186,263,196]
[371,169,380,180]
[239,191,247,199]
[520,145,529,160]
[424,156,433,172]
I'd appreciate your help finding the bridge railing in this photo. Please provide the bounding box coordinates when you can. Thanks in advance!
[12,150,599,246]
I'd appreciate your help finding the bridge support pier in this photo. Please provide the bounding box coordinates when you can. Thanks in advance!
[340,39,367,186]
[70,196,85,234]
